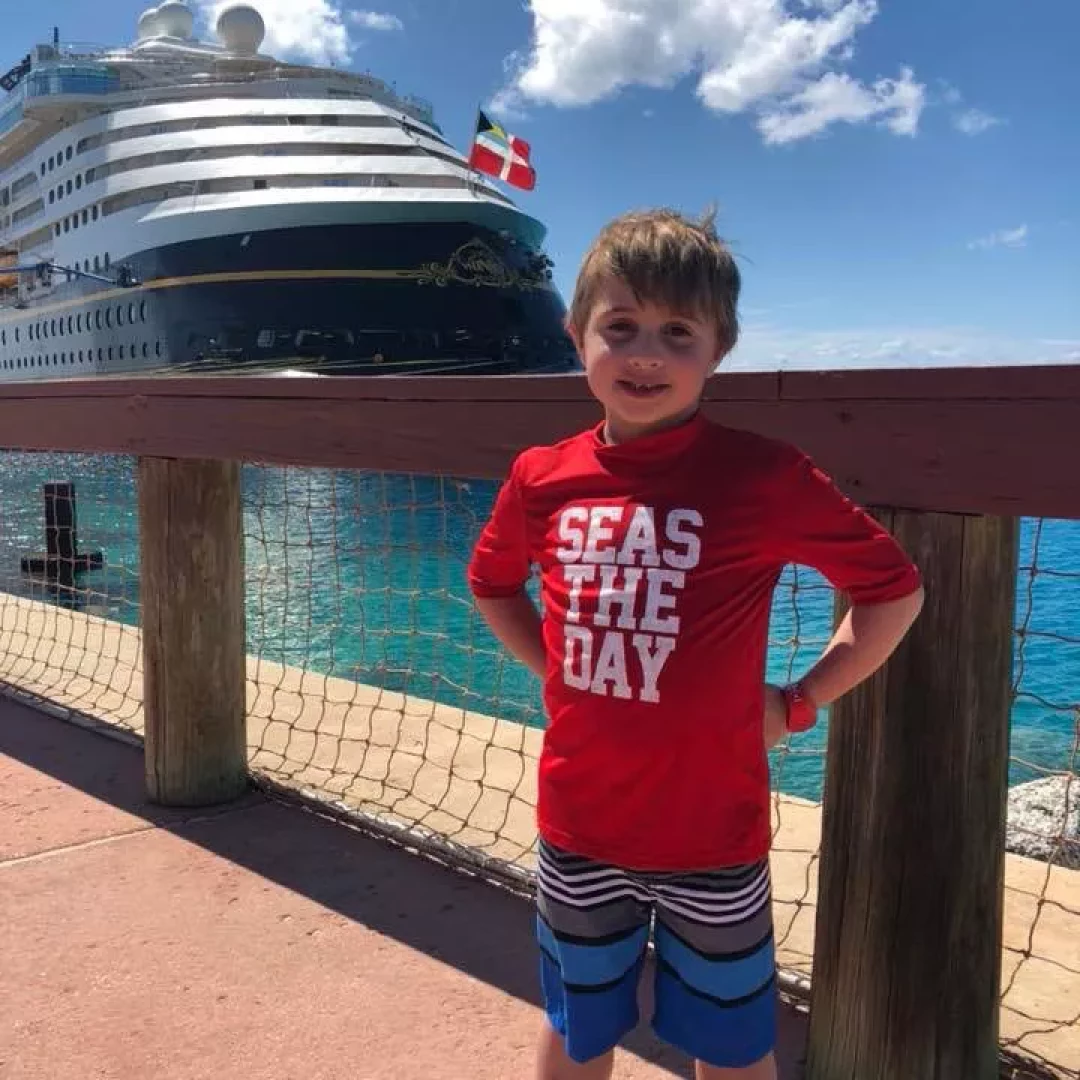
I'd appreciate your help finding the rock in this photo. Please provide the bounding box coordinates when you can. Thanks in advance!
[1006,776,1080,869]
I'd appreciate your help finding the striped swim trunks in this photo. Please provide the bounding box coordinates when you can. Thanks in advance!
[536,838,776,1068]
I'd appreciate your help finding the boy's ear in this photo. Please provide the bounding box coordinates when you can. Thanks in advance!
[564,315,582,355]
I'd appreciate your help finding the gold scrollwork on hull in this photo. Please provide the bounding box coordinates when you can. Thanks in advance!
[411,238,551,291]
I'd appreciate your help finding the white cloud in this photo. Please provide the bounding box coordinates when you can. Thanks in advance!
[939,83,1003,136]
[194,1,354,65]
[758,67,924,143]
[968,225,1028,251]
[953,107,1002,136]
[727,322,1078,371]
[349,10,403,32]
[501,0,926,144]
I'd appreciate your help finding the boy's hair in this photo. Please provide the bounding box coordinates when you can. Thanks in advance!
[567,207,741,355]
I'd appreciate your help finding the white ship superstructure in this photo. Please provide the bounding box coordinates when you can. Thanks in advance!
[0,2,575,380]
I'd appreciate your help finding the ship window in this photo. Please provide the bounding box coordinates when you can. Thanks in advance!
[119,345,124,359]
[92,206,99,221]
[94,309,101,329]
[104,253,110,269]
[139,300,146,322]
[97,348,103,362]
[155,340,161,357]
[76,314,82,332]
[66,180,72,196]
[117,305,125,326]
[76,175,83,190]
[67,316,73,334]
[48,191,55,204]
[14,328,18,343]
[82,209,88,225]
[142,342,148,358]
[64,218,70,233]
[108,346,113,361]
[51,319,56,336]
[48,156,54,171]
[41,163,46,177]
[66,147,72,161]
[93,255,100,272]
[104,308,111,328]
[54,224,61,237]
[72,215,78,229]
[129,303,136,323]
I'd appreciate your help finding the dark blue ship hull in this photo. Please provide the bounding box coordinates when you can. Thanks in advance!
[0,221,580,379]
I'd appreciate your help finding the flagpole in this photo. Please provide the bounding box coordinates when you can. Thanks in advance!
[467,101,482,198]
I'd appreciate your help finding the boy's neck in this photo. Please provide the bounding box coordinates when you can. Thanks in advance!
[602,405,701,446]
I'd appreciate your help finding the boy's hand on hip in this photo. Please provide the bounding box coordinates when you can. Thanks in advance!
[763,684,788,750]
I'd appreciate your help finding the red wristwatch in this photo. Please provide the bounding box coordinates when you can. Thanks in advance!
[783,681,818,733]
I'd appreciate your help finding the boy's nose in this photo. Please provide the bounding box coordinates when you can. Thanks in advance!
[628,353,663,370]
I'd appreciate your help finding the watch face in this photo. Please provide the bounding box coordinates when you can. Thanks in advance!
[785,686,817,732]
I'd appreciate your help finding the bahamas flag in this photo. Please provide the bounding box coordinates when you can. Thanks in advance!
[468,110,536,191]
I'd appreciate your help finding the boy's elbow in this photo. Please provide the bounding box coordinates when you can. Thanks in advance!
[905,584,925,625]
[885,584,924,636]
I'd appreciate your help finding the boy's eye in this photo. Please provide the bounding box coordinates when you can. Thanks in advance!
[606,320,635,334]
[666,324,694,339]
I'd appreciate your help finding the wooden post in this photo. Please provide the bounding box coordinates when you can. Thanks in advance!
[138,457,247,806]
[805,510,1017,1080]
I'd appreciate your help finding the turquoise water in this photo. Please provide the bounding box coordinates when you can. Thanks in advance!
[1,451,1076,801]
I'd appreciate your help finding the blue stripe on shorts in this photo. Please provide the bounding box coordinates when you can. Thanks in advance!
[536,840,776,1068]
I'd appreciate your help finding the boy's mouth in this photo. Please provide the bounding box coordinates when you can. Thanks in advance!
[616,379,668,399]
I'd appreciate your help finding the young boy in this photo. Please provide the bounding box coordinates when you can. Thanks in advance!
[467,209,924,1080]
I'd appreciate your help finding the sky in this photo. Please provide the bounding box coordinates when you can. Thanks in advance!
[5,0,1078,369]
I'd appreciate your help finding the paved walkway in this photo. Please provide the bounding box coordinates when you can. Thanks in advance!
[0,694,809,1080]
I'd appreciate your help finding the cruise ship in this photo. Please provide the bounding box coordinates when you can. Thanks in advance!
[0,2,579,381]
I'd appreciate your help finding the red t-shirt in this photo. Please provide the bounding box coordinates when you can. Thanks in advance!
[467,412,921,870]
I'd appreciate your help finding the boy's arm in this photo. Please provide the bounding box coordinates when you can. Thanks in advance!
[467,454,546,676]
[474,592,546,679]
[769,449,924,718]
[797,588,923,707]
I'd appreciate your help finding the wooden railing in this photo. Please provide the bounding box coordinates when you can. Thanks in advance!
[3,365,1079,1080]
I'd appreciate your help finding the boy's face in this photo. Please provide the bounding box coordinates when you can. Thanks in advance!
[570,276,722,443]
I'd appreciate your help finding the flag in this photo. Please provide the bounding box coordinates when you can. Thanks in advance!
[468,110,536,191]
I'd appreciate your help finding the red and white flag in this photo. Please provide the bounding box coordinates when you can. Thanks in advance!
[468,109,536,191]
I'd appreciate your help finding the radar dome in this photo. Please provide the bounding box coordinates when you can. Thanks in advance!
[137,7,161,39]
[155,1,194,39]
[217,4,265,54]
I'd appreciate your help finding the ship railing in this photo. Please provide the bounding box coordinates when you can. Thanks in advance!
[0,368,1078,1079]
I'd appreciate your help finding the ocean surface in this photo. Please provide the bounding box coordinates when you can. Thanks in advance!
[1,451,1076,801]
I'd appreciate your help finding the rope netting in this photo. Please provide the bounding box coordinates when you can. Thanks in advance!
[0,449,1076,1076]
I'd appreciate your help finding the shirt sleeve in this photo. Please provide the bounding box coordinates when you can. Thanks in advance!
[768,448,922,604]
[467,454,532,598]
